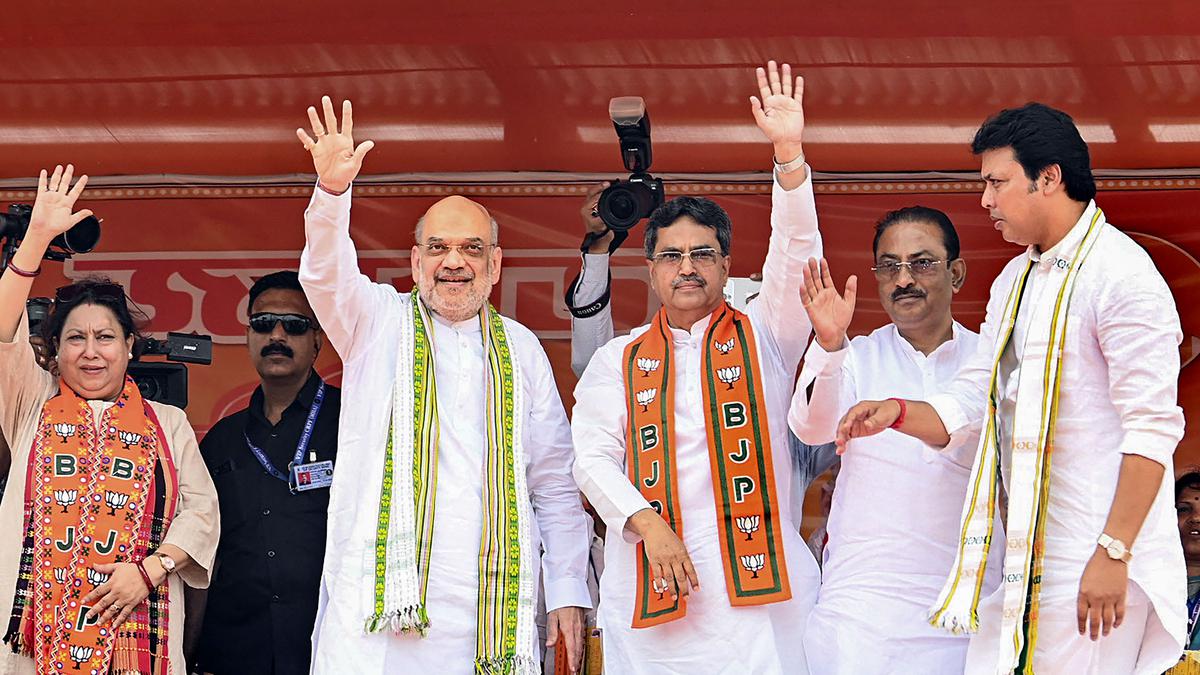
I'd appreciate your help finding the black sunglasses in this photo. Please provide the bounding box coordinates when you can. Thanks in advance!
[54,282,126,305]
[248,312,314,336]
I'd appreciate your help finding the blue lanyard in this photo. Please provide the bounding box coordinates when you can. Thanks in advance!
[244,381,326,483]
[1189,593,1200,638]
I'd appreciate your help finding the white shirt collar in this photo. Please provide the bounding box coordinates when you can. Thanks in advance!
[1028,200,1098,269]
[430,308,484,334]
[891,320,964,364]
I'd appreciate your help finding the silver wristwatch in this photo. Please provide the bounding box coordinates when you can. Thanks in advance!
[1096,533,1132,562]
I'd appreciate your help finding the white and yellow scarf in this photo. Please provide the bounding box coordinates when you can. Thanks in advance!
[366,290,537,674]
[929,208,1106,673]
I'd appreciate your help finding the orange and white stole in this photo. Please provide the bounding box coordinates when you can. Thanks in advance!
[6,378,175,674]
[623,303,791,628]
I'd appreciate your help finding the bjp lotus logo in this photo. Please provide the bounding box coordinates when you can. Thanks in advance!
[714,338,736,354]
[636,358,661,377]
[635,389,658,412]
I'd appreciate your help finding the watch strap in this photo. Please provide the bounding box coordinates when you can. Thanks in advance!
[773,152,806,175]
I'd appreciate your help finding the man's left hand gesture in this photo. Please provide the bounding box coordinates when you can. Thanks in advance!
[546,606,586,674]
[750,60,805,167]
[1076,548,1128,640]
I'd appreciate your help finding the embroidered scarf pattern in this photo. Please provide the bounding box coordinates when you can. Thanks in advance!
[928,208,1106,673]
[366,290,537,674]
[4,377,178,674]
[623,304,791,628]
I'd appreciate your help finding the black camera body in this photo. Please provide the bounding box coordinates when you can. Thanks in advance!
[598,97,665,232]
[0,203,101,266]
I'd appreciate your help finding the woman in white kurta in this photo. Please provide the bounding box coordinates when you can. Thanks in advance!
[0,165,218,675]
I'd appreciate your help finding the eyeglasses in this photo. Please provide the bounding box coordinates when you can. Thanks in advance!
[649,247,723,269]
[54,282,125,304]
[418,242,494,259]
[870,258,947,280]
[249,312,315,335]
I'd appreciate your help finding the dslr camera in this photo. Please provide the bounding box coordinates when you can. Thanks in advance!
[597,97,664,232]
[0,203,101,265]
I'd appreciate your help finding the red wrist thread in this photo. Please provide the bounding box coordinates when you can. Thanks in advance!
[888,398,907,430]
[5,260,40,278]
[136,560,156,592]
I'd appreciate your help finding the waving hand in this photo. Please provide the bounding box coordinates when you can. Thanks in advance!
[296,96,375,194]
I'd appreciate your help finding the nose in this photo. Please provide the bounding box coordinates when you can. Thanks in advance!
[894,264,916,286]
[443,246,467,268]
[678,255,697,275]
[981,184,994,211]
[270,322,289,341]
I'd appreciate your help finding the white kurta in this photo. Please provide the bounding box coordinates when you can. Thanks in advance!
[298,186,592,674]
[789,322,1002,674]
[927,201,1186,674]
[571,170,823,675]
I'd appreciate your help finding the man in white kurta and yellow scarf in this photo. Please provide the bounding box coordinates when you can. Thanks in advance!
[571,61,823,674]
[837,102,1186,674]
[293,97,592,674]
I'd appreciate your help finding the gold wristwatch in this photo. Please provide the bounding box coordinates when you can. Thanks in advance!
[1096,533,1132,562]
[155,552,177,575]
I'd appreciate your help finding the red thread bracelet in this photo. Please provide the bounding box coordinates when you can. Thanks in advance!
[136,560,156,593]
[5,260,40,278]
[888,398,907,429]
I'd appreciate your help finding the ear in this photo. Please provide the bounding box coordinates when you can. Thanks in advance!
[1039,164,1063,195]
[125,334,136,354]
[488,246,503,286]
[313,328,324,355]
[411,244,424,286]
[949,258,967,293]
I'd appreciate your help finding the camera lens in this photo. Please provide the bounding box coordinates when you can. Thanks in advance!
[598,179,662,232]
[136,377,161,402]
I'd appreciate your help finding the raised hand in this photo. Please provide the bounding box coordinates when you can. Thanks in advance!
[27,164,92,245]
[801,257,857,351]
[749,61,805,150]
[580,181,615,253]
[296,96,375,194]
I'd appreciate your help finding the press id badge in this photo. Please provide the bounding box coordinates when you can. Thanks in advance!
[290,460,334,492]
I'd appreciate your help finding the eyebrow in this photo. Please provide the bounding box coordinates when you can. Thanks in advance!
[424,236,486,244]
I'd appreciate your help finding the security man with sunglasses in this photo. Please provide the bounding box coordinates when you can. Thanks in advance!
[187,270,340,675]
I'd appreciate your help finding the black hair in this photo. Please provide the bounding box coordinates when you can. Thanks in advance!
[40,277,145,355]
[1176,471,1200,502]
[872,206,961,261]
[971,102,1097,203]
[248,270,305,314]
[644,196,732,258]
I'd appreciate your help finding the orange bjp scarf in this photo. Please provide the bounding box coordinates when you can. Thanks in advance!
[622,303,791,628]
[4,377,178,674]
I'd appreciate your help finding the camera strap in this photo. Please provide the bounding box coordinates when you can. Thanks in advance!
[564,228,628,319]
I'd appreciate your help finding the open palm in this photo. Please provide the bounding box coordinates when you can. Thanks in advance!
[801,257,856,350]
[750,61,805,145]
[296,96,375,194]
[28,164,92,242]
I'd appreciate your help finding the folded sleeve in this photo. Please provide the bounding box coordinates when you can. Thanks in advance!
[1096,262,1185,469]
[159,405,220,590]
[0,311,56,442]
[788,337,853,446]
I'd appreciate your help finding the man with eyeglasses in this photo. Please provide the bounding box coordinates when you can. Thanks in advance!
[188,270,340,675]
[837,103,1185,673]
[787,207,1000,673]
[294,97,592,675]
[570,60,824,674]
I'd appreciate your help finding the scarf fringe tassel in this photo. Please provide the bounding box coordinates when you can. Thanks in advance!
[474,654,539,675]
[365,604,430,636]
[927,603,979,636]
